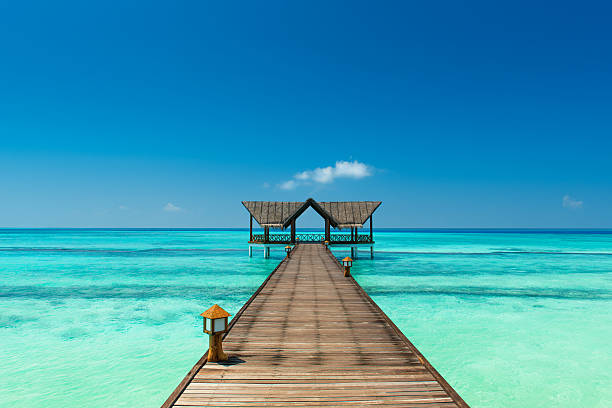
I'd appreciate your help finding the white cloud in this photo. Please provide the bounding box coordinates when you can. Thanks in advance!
[262,182,271,189]
[334,160,371,179]
[279,180,298,190]
[562,195,583,209]
[118,205,129,211]
[163,202,183,212]
[279,160,372,190]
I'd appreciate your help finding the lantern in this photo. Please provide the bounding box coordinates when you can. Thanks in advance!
[285,245,292,257]
[342,256,353,277]
[200,304,231,362]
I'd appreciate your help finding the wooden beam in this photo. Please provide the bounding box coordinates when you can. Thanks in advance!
[281,198,339,230]
[249,214,253,241]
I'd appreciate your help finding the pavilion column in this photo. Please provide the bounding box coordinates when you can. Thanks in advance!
[291,220,296,244]
[325,219,330,242]
[264,227,269,243]
[370,216,374,259]
[249,215,253,241]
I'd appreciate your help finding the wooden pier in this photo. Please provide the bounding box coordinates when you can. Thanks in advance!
[163,244,469,407]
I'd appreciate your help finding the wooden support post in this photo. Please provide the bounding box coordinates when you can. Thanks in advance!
[291,220,296,244]
[264,227,269,243]
[370,216,373,243]
[325,219,330,242]
[249,215,253,241]
[207,332,228,362]
[248,245,253,257]
[370,246,374,259]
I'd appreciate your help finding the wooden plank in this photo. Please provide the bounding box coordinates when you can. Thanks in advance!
[329,202,338,223]
[274,202,282,226]
[251,201,260,225]
[338,202,347,226]
[166,244,469,408]
[280,202,286,225]
[261,202,269,225]
[350,202,359,224]
[359,201,368,224]
[161,254,291,408]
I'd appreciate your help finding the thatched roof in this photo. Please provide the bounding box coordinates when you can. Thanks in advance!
[242,198,381,229]
[241,201,304,228]
[319,201,381,229]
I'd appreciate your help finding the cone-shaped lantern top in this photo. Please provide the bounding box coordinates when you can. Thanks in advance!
[200,304,231,319]
[342,257,353,263]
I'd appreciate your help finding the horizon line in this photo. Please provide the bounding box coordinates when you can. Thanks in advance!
[1,227,612,232]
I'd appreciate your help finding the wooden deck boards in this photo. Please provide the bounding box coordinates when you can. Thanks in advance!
[164,244,468,408]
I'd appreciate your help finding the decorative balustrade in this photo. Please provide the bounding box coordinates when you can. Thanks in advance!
[250,233,373,244]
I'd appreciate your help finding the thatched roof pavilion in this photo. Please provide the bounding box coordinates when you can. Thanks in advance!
[242,198,381,230]
[242,198,381,250]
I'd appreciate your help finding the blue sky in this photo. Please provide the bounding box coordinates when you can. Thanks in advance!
[0,0,611,228]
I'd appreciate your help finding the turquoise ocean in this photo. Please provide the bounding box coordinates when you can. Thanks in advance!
[0,229,610,407]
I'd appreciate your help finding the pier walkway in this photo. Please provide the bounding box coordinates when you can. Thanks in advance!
[163,244,469,407]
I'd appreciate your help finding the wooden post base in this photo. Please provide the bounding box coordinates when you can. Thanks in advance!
[207,333,228,362]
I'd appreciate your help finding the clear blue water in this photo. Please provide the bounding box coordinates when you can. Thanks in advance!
[0,229,610,407]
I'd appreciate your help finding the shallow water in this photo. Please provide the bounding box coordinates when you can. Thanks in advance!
[0,229,610,407]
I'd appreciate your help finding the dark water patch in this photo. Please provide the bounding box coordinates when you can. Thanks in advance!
[352,267,612,278]
[375,228,612,234]
[0,284,259,300]
[0,247,246,256]
[374,250,612,256]
[365,286,612,300]
[0,313,40,328]
[60,327,89,340]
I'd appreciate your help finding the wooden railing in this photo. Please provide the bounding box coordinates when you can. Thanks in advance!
[250,233,373,244]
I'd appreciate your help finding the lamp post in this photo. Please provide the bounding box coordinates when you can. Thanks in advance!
[200,304,231,362]
[342,256,353,277]
[285,245,292,258]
